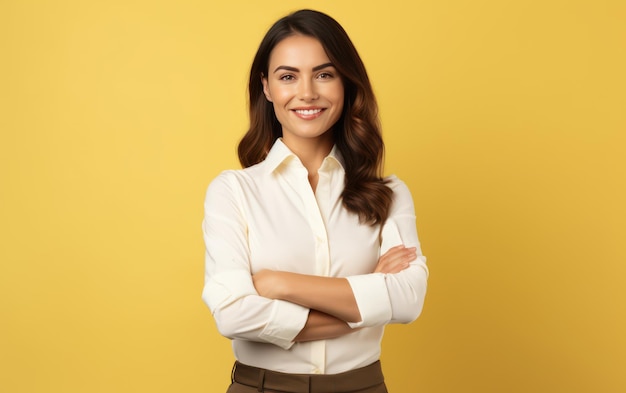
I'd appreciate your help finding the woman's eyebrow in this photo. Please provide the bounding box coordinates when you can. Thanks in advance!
[273,62,335,73]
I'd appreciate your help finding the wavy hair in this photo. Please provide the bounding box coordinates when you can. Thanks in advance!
[238,9,392,226]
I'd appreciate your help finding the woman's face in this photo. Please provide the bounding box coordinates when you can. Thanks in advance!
[262,35,344,146]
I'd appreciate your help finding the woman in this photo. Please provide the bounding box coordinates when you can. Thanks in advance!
[202,9,428,393]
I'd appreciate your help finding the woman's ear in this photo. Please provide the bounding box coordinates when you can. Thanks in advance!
[261,74,273,102]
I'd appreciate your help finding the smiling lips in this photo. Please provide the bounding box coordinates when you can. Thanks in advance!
[293,108,325,119]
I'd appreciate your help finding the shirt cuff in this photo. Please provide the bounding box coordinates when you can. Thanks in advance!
[258,300,309,350]
[346,273,392,328]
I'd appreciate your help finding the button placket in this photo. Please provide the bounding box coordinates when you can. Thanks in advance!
[300,168,330,373]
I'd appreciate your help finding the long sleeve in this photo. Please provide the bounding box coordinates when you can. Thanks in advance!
[346,177,429,328]
[201,140,427,373]
[202,171,309,350]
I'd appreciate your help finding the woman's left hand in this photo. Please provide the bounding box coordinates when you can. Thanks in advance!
[253,269,287,299]
[374,245,417,274]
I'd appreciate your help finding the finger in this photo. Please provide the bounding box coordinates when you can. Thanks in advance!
[375,248,417,273]
[379,246,416,264]
[378,247,405,264]
[383,245,416,256]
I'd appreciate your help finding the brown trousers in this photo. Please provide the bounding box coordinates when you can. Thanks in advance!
[226,361,388,393]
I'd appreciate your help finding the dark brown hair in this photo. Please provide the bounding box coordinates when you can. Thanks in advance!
[238,9,392,225]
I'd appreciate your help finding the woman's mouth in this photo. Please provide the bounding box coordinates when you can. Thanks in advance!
[293,108,325,119]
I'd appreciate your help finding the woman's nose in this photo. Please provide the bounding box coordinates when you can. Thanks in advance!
[298,79,319,101]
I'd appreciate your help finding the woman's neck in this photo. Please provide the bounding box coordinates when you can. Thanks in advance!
[282,134,334,189]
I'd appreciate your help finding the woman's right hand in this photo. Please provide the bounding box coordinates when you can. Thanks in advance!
[374,245,417,274]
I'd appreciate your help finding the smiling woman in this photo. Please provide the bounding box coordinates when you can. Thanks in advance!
[202,9,429,393]
[261,35,344,188]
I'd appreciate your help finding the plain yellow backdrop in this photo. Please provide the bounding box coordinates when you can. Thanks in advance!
[1,0,625,392]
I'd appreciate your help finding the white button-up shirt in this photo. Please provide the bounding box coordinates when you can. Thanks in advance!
[202,139,428,374]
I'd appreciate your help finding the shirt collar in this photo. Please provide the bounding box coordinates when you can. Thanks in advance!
[263,138,345,174]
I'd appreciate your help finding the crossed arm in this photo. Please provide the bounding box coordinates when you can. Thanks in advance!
[252,245,418,342]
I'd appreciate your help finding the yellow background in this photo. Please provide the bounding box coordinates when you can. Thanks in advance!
[1,0,625,392]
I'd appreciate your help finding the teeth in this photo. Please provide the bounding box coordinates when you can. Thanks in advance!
[295,109,322,115]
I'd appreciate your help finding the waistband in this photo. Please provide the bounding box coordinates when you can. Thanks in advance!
[232,361,385,393]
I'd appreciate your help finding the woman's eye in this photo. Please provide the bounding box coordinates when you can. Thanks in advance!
[318,72,333,79]
[280,74,295,81]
